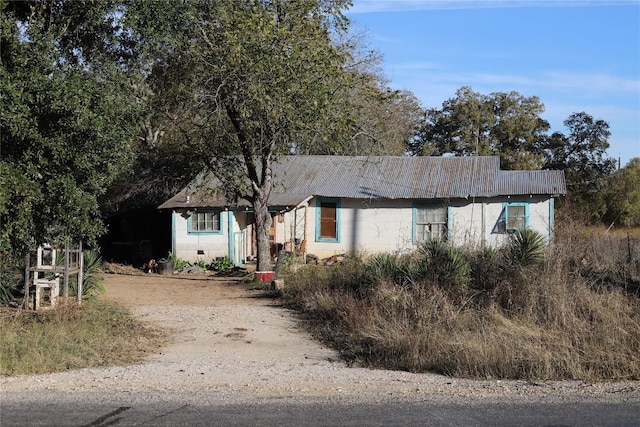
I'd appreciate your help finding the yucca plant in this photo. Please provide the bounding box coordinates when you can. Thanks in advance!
[417,240,471,293]
[468,246,506,293]
[508,229,547,266]
[365,253,406,285]
[72,250,105,300]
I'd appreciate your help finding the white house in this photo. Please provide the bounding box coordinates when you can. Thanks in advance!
[158,156,566,265]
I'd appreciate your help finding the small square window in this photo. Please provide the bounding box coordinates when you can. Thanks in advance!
[189,211,221,233]
[503,203,528,233]
[415,204,447,242]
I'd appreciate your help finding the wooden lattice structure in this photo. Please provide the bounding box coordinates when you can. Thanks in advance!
[23,244,84,310]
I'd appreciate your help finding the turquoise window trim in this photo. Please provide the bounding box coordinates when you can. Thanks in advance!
[501,201,530,232]
[187,210,224,235]
[412,201,449,244]
[315,198,341,243]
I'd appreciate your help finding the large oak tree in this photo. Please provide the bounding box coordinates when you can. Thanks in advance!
[147,0,359,271]
[542,112,617,221]
[1,0,146,297]
[410,86,549,170]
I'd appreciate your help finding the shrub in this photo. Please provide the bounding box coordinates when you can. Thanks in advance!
[0,253,22,305]
[467,246,506,294]
[282,226,640,381]
[194,258,209,270]
[365,253,408,286]
[211,256,233,272]
[417,240,471,297]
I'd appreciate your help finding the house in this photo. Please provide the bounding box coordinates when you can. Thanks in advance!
[158,156,566,265]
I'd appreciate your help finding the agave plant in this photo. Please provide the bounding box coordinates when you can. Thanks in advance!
[508,229,547,266]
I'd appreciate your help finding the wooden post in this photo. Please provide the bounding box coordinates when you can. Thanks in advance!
[303,204,308,253]
[63,244,69,301]
[23,252,30,310]
[77,242,84,305]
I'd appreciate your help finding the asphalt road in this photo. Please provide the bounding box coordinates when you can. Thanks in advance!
[2,393,639,426]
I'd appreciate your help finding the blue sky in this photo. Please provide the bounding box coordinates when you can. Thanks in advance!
[345,0,640,167]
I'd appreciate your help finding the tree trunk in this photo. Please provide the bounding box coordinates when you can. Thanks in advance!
[253,192,273,272]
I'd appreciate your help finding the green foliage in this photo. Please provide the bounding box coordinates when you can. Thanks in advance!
[467,246,506,293]
[507,229,547,266]
[604,158,640,227]
[417,240,471,293]
[365,253,408,285]
[411,86,549,170]
[160,252,189,272]
[1,0,146,266]
[544,112,616,222]
[211,256,234,273]
[141,1,359,271]
[194,258,209,270]
[71,250,105,300]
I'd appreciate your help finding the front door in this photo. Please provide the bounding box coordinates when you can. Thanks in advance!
[233,231,246,266]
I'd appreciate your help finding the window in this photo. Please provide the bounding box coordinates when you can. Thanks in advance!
[502,202,529,233]
[316,198,340,242]
[414,203,448,243]
[188,211,221,234]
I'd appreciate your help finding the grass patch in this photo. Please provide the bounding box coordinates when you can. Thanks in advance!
[0,300,167,376]
[282,226,640,381]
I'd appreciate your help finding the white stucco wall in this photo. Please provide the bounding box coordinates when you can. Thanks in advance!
[171,195,555,261]
[304,199,416,258]
[448,196,553,248]
[172,210,236,262]
[302,196,554,258]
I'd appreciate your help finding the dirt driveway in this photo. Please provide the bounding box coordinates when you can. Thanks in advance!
[1,272,638,404]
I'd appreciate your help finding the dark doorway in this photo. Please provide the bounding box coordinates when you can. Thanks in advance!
[100,208,172,267]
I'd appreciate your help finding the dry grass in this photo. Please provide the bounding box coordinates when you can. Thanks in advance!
[283,224,640,381]
[0,300,167,376]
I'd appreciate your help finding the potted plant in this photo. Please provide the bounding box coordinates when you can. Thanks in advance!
[157,252,175,275]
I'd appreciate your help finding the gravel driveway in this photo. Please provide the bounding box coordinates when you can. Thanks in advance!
[1,273,638,406]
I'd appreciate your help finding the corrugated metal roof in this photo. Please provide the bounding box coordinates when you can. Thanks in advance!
[271,155,502,199]
[158,156,566,210]
[497,170,566,196]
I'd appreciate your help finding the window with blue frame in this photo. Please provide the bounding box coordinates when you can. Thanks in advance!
[188,210,222,234]
[316,198,340,242]
[502,202,529,233]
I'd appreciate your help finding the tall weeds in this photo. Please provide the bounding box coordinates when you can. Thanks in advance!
[0,301,166,375]
[283,226,640,381]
